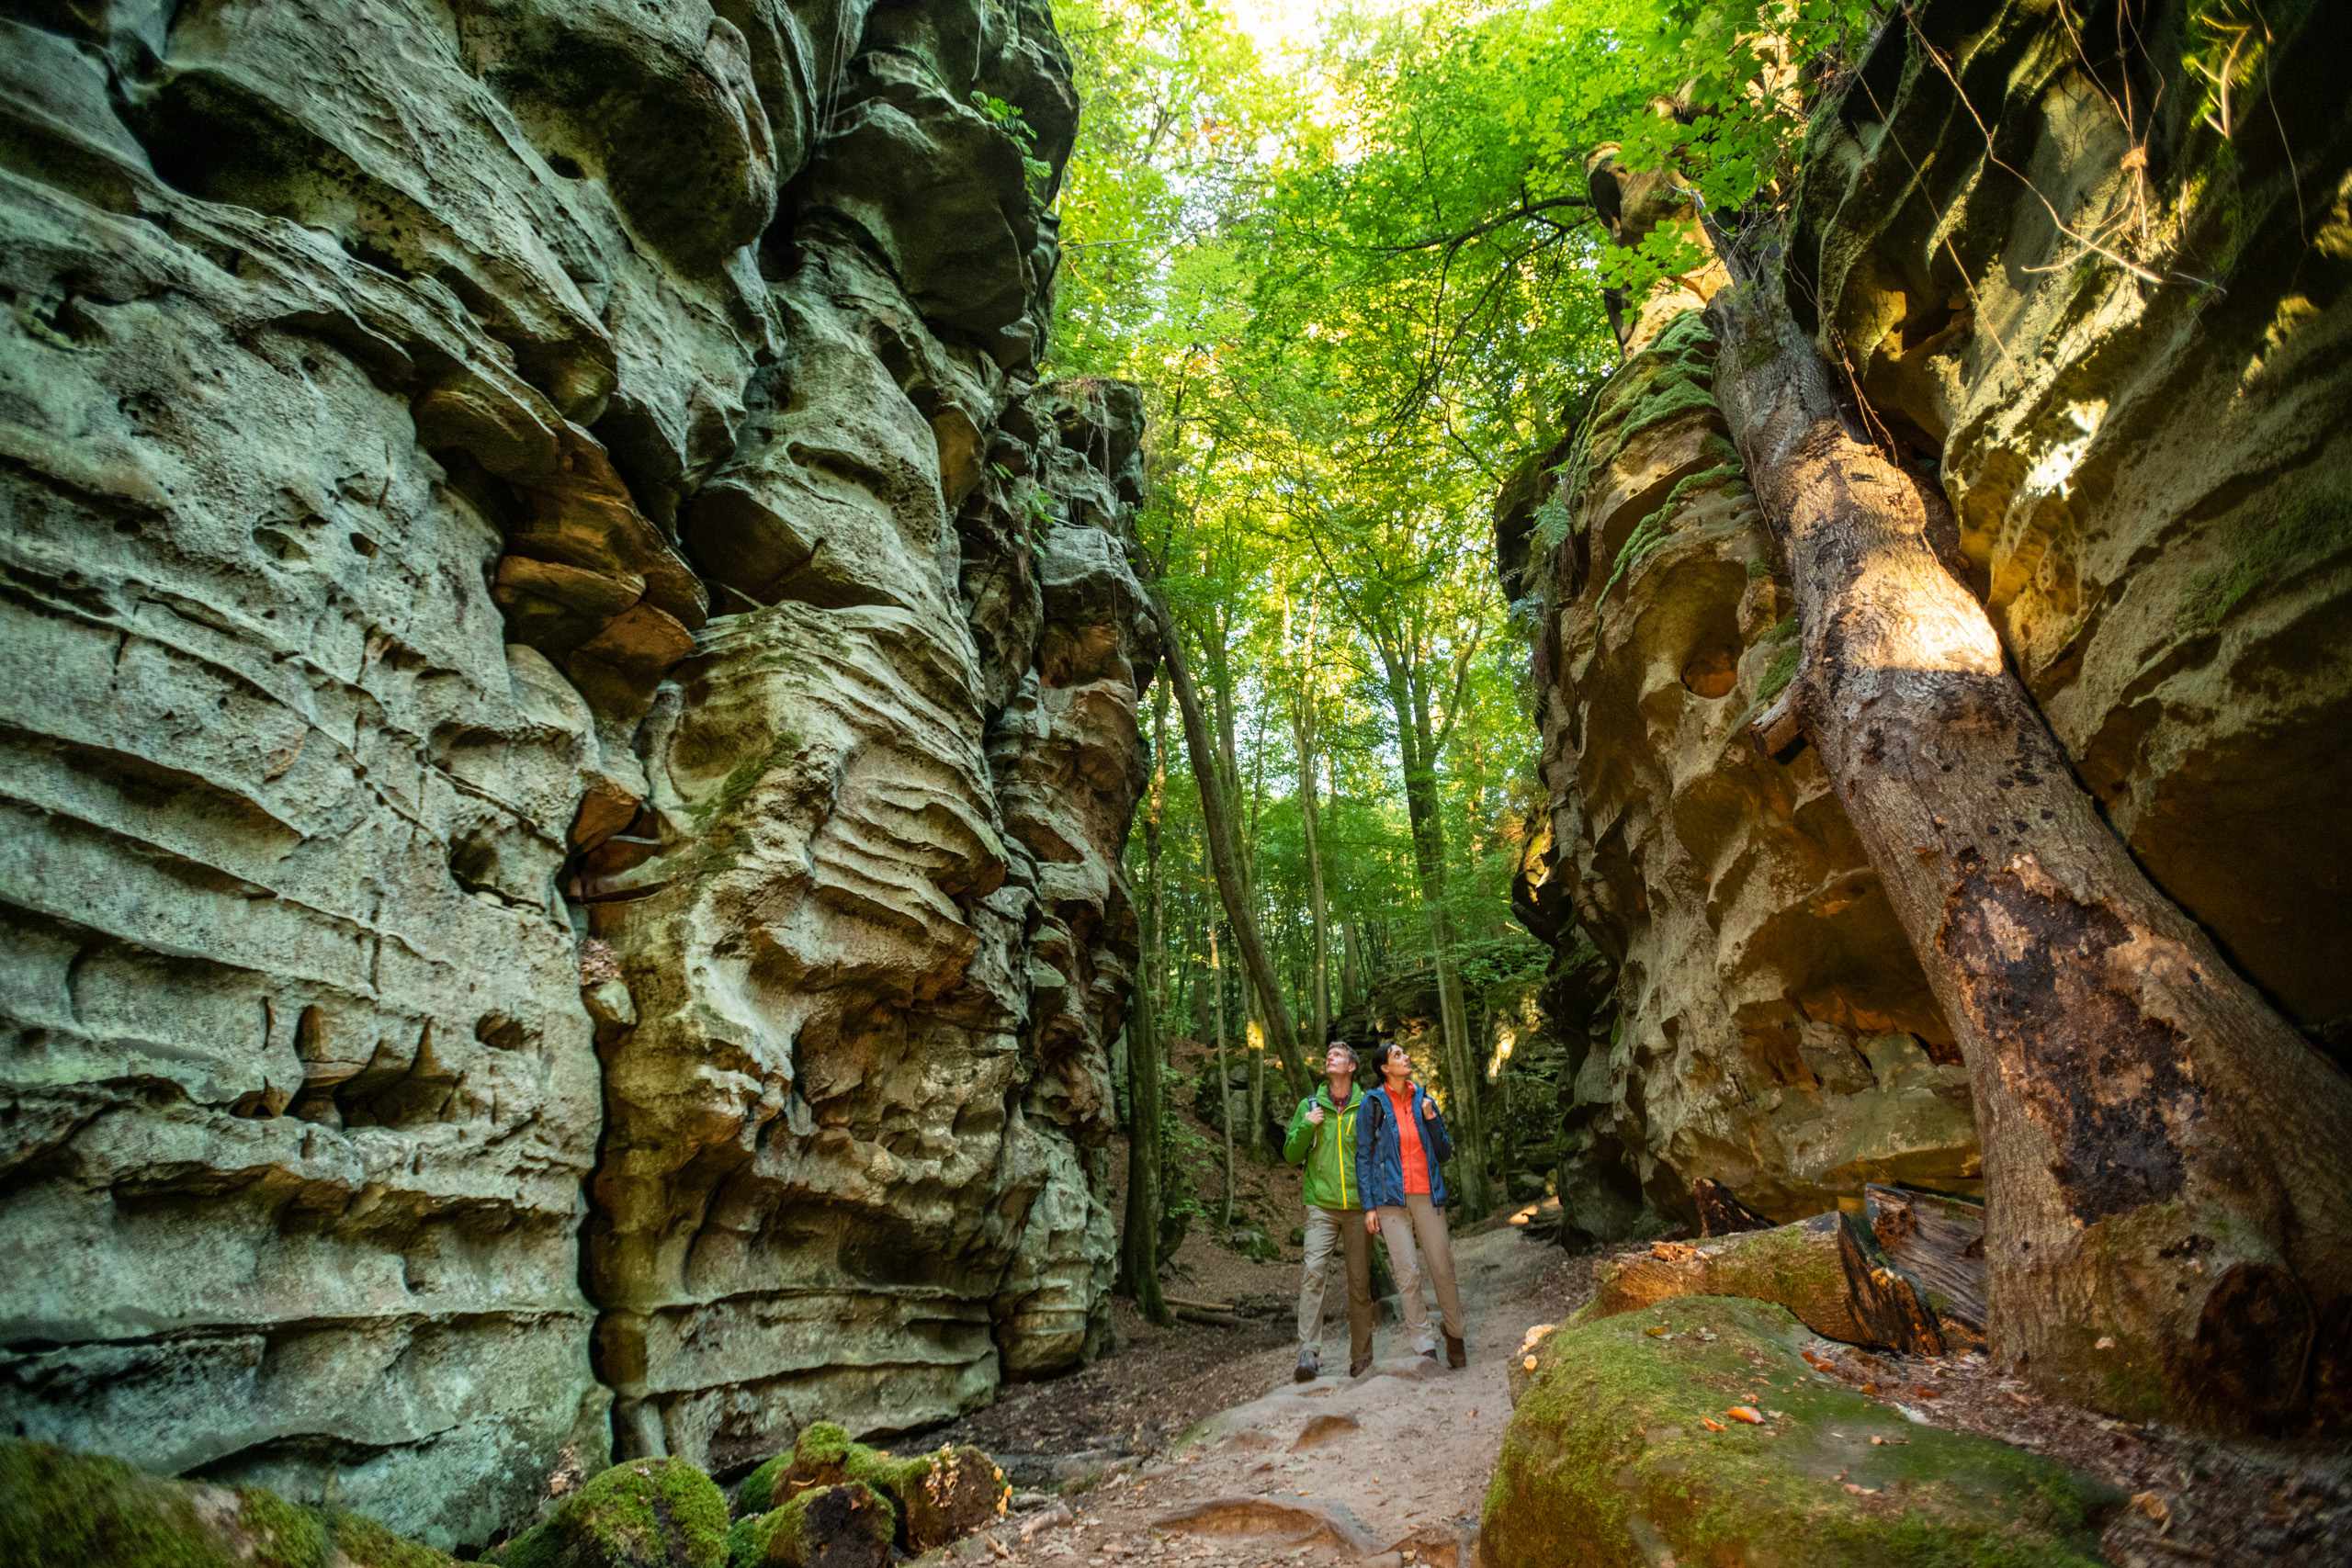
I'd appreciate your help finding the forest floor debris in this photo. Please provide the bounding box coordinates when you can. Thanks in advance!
[1797,1338,2352,1565]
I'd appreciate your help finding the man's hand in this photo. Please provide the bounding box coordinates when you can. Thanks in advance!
[1365,1211,1380,1235]
[1421,1099,1437,1120]
[1307,1103,1325,1126]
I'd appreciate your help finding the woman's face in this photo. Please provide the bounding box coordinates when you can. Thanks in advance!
[1380,1044,1413,1084]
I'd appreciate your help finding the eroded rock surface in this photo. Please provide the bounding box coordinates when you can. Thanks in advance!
[1499,310,1977,1229]
[1498,0,2352,1231]
[0,0,1154,1545]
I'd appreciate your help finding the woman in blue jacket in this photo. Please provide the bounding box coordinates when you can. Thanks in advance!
[1353,1039,1466,1367]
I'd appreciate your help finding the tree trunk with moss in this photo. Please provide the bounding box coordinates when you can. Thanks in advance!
[1706,267,2352,1433]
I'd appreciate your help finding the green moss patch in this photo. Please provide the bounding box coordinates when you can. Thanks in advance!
[1482,1297,2119,1568]
[2181,484,2351,634]
[0,1440,457,1568]
[498,1457,729,1568]
[1600,460,1747,602]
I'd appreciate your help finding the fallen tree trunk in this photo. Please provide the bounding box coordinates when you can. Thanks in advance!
[1583,1197,1951,1357]
[1705,262,2352,1431]
[1584,1216,1873,1346]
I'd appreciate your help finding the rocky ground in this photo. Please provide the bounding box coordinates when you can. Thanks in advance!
[910,1212,2347,1568]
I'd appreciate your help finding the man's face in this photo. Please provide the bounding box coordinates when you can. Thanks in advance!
[1325,1046,1354,1079]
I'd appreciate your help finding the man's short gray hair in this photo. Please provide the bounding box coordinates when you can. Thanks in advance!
[1325,1042,1358,1066]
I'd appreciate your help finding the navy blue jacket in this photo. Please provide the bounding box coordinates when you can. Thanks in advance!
[1354,1081,1454,1208]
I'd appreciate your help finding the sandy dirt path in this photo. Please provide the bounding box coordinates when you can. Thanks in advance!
[940,1220,1571,1568]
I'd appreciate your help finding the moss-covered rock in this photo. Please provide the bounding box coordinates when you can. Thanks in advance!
[726,1482,893,1568]
[496,1457,729,1568]
[1482,1298,2120,1567]
[733,1423,1007,1552]
[0,1439,458,1568]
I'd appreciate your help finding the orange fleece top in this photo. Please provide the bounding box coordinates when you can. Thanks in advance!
[1387,1084,1430,1195]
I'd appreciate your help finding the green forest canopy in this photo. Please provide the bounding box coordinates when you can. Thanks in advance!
[1043,0,1874,1106]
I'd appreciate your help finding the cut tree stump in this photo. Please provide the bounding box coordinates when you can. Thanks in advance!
[1867,1185,1987,1352]
[1837,1209,1943,1357]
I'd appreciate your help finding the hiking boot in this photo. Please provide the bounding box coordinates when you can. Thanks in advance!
[1349,1353,1373,1378]
[1294,1346,1320,1383]
[1445,1333,1467,1370]
[1419,1344,1439,1363]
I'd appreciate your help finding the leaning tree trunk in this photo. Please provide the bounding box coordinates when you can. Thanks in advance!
[1146,590,1309,1091]
[1707,266,2352,1432]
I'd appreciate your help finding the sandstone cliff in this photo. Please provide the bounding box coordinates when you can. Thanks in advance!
[1500,0,2352,1234]
[0,0,1155,1547]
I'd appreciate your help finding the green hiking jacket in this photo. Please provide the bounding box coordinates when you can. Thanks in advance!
[1283,1083,1366,1211]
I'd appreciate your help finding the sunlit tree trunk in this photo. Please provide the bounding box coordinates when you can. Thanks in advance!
[1710,267,2352,1432]
[1116,681,1174,1325]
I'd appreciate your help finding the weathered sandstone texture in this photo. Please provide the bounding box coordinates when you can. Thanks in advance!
[1499,0,2352,1233]
[0,0,1154,1547]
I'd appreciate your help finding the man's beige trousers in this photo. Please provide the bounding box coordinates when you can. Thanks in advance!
[1296,1205,1374,1366]
[1374,1192,1464,1354]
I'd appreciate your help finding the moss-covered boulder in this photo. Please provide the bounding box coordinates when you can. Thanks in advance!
[726,1482,893,1568]
[733,1423,1007,1551]
[496,1457,729,1568]
[1482,1297,2120,1567]
[0,1439,458,1568]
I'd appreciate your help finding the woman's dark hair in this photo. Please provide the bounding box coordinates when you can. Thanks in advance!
[1364,1039,1409,1077]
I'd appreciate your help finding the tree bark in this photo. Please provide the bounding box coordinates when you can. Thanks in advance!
[1295,682,1333,1052]
[1381,659,1492,1216]
[1145,589,1310,1095]
[1707,267,2352,1432]
[1212,923,1234,1230]
[1116,682,1173,1325]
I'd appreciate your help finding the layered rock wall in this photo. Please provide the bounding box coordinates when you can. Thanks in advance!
[0,0,1154,1546]
[1501,0,2352,1233]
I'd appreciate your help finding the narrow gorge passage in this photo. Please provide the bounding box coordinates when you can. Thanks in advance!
[5,0,2351,1564]
[975,1221,1563,1568]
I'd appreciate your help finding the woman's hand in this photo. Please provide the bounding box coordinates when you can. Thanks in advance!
[1421,1099,1437,1120]
[1365,1211,1380,1235]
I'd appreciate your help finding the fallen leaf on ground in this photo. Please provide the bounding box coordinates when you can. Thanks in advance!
[2131,1491,2172,1530]
[1701,1417,1725,1432]
[1521,1356,1537,1371]
[1843,1483,1879,1496]
[1726,1405,1764,1425]
[1645,1325,1669,1338]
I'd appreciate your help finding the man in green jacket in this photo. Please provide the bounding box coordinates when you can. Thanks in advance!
[1283,1042,1375,1382]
